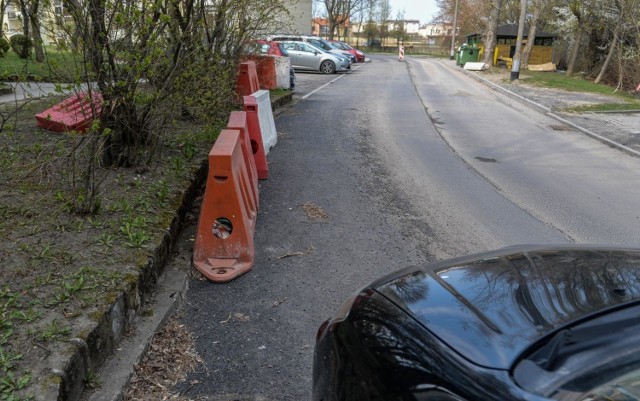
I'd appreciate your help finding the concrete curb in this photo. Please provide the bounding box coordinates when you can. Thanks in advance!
[48,93,294,401]
[83,270,189,401]
[0,84,13,96]
[456,63,640,159]
[37,158,208,401]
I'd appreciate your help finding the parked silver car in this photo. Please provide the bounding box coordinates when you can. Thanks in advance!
[281,41,350,74]
[268,34,356,64]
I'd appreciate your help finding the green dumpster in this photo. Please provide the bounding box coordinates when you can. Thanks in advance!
[457,45,480,67]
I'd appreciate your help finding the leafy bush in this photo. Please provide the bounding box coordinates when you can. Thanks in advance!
[0,38,9,57]
[10,34,32,59]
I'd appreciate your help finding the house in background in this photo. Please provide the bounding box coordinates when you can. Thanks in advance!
[284,0,313,34]
[311,18,329,36]
[2,0,71,44]
[419,23,454,47]
[2,1,24,39]
[311,16,351,37]
[386,19,420,35]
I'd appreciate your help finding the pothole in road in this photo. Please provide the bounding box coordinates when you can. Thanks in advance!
[549,124,576,131]
[475,156,499,163]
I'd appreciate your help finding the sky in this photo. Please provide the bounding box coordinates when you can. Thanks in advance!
[389,0,439,24]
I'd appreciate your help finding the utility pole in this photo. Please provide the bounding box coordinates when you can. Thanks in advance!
[449,0,460,60]
[510,0,527,80]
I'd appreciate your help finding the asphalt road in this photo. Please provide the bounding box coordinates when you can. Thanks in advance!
[172,55,640,400]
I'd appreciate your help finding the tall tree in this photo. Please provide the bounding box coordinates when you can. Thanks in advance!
[482,0,502,64]
[15,0,44,61]
[566,0,587,77]
[594,0,623,84]
[522,0,547,69]
[379,0,390,43]
[0,0,7,38]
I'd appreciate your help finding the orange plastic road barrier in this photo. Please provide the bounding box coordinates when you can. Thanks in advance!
[255,57,277,90]
[241,56,277,90]
[35,92,103,133]
[235,61,261,97]
[242,96,269,180]
[227,111,259,206]
[193,129,258,282]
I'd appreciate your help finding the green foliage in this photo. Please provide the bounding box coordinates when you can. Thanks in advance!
[0,48,78,81]
[0,39,9,58]
[9,35,32,59]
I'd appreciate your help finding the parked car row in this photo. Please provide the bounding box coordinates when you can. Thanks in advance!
[250,35,367,76]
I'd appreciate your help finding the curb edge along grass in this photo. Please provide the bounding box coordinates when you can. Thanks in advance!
[39,94,293,401]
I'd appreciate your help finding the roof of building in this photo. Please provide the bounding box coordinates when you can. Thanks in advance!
[467,23,557,38]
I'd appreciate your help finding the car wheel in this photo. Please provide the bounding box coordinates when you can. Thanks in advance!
[320,60,336,74]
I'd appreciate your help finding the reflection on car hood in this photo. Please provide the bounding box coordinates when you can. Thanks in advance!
[374,246,640,370]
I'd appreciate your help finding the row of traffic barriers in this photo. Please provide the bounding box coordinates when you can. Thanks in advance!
[192,62,278,283]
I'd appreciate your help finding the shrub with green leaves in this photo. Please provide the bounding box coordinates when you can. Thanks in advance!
[0,38,9,57]
[10,34,32,59]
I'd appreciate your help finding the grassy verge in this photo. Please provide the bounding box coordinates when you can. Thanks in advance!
[0,95,220,400]
[0,47,84,81]
[517,71,640,112]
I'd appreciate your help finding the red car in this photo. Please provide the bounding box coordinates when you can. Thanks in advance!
[328,40,365,63]
[253,39,288,57]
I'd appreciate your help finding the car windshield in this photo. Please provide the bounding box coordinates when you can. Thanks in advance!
[513,303,640,400]
[307,38,334,51]
[565,369,640,401]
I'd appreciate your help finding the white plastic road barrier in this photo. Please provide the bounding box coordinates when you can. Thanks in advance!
[463,62,488,71]
[275,56,291,89]
[399,46,405,61]
[252,90,278,153]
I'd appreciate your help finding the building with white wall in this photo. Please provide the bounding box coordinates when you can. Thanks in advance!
[283,0,313,34]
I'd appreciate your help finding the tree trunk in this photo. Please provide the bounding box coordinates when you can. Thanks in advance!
[29,0,44,63]
[0,0,6,38]
[566,0,584,77]
[18,0,29,38]
[616,35,623,91]
[594,19,621,84]
[522,0,543,69]
[566,28,582,77]
[482,0,502,65]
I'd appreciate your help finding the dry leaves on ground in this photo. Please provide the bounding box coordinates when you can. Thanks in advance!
[301,202,328,221]
[123,315,202,401]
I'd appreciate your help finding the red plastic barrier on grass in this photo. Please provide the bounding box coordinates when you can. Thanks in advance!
[35,92,103,133]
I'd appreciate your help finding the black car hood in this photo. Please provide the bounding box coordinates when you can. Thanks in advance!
[374,246,640,370]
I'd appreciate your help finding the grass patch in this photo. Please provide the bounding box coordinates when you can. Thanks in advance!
[520,71,637,100]
[0,47,85,82]
[0,95,220,399]
[564,102,640,113]
[270,88,291,97]
[516,71,640,112]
